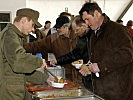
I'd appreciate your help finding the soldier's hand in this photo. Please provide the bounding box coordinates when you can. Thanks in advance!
[41,59,48,68]
[46,76,55,86]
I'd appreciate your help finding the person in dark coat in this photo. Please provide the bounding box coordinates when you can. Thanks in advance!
[79,2,133,100]
[51,15,93,91]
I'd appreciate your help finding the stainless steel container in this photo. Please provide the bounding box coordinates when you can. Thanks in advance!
[31,88,104,100]
[47,66,65,78]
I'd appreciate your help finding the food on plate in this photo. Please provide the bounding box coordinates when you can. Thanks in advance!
[51,81,67,88]
[80,64,91,74]
[51,77,66,88]
[72,60,83,64]
[72,60,83,69]
[72,64,82,69]
[57,77,65,83]
[54,77,65,83]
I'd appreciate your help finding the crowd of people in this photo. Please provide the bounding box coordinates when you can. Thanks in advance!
[0,2,133,100]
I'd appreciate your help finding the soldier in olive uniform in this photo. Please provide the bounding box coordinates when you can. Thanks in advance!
[0,8,53,100]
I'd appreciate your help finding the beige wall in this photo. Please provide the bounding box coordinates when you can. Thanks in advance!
[96,0,132,25]
[0,0,26,22]
[0,0,132,26]
[26,0,86,27]
[26,0,132,27]
[122,4,133,26]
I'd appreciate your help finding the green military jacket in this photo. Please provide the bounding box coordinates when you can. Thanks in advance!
[0,23,48,100]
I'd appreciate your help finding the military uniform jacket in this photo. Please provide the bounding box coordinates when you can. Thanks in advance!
[0,23,44,100]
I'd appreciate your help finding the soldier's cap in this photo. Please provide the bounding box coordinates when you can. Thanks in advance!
[16,8,42,28]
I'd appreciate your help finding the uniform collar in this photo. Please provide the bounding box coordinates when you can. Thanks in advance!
[7,23,26,38]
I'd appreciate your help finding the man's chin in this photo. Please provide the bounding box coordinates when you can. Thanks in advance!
[25,34,29,36]
[24,33,29,36]
[90,26,94,30]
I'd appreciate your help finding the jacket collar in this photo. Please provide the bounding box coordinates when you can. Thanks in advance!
[101,13,110,28]
[7,23,25,38]
[58,32,70,39]
[95,13,110,37]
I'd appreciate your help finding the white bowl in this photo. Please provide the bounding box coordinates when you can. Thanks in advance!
[51,81,67,88]
[72,64,82,69]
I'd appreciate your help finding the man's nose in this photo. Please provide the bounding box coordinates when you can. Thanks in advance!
[85,20,91,26]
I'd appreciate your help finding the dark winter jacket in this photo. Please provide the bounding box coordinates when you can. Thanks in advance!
[56,30,93,91]
[90,14,133,100]
[56,30,92,64]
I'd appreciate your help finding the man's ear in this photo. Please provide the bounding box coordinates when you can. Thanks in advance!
[94,10,99,18]
[21,17,27,24]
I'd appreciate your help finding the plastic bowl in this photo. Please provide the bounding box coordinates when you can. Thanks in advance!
[51,81,67,88]
[72,64,82,69]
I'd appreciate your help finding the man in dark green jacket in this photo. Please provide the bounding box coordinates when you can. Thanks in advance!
[0,8,53,100]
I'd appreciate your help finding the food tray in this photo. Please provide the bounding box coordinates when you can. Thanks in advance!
[31,88,104,100]
[36,88,82,98]
[26,80,79,92]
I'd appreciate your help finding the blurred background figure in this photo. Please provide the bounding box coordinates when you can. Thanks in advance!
[116,19,123,25]
[126,20,133,39]
[126,20,133,40]
[40,20,51,37]
[126,20,133,28]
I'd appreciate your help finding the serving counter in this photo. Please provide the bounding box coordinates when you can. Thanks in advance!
[26,80,104,100]
[31,88,104,100]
